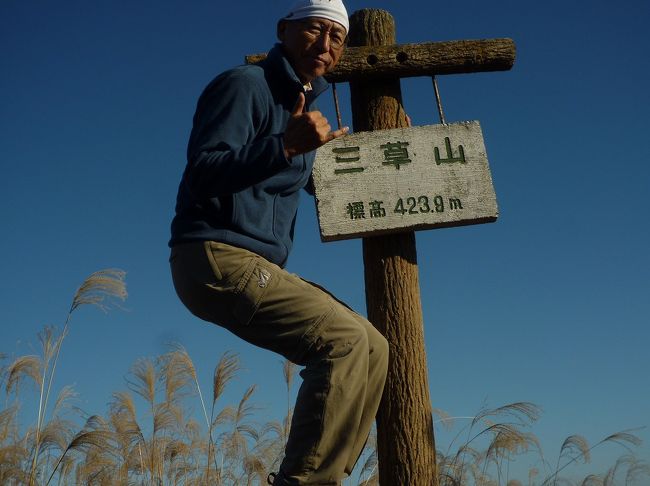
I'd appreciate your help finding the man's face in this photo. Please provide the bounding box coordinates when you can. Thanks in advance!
[278,17,347,84]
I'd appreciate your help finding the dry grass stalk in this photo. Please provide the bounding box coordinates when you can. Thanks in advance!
[580,474,604,486]
[433,407,455,431]
[439,402,543,485]
[5,355,43,396]
[164,345,208,422]
[127,357,158,407]
[559,435,592,464]
[70,269,127,313]
[282,359,296,392]
[207,351,241,481]
[4,338,649,486]
[22,269,127,486]
[472,402,542,429]
[542,429,647,486]
[213,351,240,404]
[46,416,115,486]
[4,293,650,486]
[601,430,643,451]
[356,428,378,485]
[626,459,650,485]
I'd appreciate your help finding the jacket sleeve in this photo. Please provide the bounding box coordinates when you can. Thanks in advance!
[183,70,292,199]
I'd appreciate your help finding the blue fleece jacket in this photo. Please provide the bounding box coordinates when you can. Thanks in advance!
[169,44,329,267]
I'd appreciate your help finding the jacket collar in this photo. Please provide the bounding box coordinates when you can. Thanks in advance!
[261,44,330,101]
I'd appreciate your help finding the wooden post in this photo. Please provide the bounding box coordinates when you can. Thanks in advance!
[348,9,438,486]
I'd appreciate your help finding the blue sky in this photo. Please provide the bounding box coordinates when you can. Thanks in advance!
[2,0,649,480]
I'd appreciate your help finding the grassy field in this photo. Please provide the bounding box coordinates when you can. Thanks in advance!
[1,270,648,485]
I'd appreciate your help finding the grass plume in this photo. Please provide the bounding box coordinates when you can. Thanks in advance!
[2,269,649,485]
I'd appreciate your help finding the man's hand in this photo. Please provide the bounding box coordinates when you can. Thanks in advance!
[283,92,349,159]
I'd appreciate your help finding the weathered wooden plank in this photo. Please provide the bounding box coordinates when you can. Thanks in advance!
[312,121,498,241]
[245,38,515,81]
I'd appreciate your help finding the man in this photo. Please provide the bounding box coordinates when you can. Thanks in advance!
[169,1,389,484]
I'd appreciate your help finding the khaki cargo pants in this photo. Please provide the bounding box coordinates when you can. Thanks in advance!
[170,241,389,485]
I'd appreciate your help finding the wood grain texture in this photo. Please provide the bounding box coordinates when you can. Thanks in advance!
[348,9,439,486]
[313,122,499,241]
[245,38,515,82]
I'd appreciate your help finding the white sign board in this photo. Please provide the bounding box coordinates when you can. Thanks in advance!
[312,121,498,242]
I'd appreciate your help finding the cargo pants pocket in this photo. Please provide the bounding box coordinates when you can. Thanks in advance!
[232,257,274,326]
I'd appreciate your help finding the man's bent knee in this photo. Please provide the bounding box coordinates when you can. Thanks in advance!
[306,307,370,362]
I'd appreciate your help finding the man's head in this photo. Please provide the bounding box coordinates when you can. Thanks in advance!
[277,0,349,83]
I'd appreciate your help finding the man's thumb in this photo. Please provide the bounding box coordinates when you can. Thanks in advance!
[291,92,306,115]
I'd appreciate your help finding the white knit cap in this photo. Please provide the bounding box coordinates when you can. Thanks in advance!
[283,0,349,33]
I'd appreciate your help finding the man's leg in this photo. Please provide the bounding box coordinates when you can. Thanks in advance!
[341,313,388,475]
[170,242,388,484]
[276,302,388,485]
[294,282,389,476]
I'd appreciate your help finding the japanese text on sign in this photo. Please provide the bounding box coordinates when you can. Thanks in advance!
[312,121,498,242]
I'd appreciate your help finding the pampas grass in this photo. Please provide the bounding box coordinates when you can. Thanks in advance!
[1,269,649,485]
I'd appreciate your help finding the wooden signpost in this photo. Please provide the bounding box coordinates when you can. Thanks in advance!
[248,9,515,486]
[313,121,498,241]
